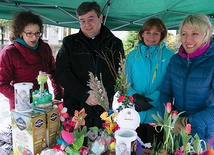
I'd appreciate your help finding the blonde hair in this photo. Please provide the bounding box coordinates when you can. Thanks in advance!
[179,14,213,42]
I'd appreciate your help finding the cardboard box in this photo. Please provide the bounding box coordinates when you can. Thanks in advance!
[11,110,47,155]
[34,107,60,148]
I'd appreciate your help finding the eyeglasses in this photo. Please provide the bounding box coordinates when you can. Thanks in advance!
[79,16,96,25]
[23,31,42,37]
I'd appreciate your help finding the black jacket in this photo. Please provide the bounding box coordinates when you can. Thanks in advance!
[56,25,124,119]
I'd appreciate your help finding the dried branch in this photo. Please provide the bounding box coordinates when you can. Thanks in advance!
[87,72,109,111]
[114,53,130,95]
[94,48,118,80]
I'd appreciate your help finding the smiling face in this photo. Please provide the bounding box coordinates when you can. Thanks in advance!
[78,10,103,38]
[21,24,41,47]
[142,26,161,46]
[181,25,206,54]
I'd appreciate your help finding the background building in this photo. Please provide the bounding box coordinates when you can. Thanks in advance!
[0,24,128,58]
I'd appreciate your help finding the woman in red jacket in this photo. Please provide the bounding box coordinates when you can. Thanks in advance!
[0,11,63,110]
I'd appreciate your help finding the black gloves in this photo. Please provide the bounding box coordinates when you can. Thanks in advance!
[132,93,153,111]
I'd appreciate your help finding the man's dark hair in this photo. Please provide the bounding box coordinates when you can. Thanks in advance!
[76,1,101,17]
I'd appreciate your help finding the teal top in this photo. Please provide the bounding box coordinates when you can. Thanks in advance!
[15,37,39,50]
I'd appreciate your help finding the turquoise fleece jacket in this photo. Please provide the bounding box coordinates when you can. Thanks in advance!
[126,41,174,123]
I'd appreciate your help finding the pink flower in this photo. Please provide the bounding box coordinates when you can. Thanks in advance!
[173,150,184,155]
[61,130,74,144]
[185,124,191,134]
[80,146,90,155]
[166,102,172,113]
[172,110,178,119]
[62,118,75,132]
[54,102,69,122]
[117,95,126,102]
[128,96,134,102]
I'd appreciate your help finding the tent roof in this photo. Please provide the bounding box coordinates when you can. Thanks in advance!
[0,0,214,31]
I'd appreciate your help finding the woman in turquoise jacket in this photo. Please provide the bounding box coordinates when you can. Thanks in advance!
[126,18,174,146]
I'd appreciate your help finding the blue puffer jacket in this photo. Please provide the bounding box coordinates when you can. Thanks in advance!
[160,37,214,142]
[126,41,174,123]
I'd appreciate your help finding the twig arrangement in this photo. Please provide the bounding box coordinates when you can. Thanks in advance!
[87,72,109,111]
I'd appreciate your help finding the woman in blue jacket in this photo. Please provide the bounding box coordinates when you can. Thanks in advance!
[126,18,174,146]
[160,14,214,143]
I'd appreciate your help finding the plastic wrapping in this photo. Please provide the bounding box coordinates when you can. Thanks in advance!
[0,112,12,144]
[40,148,67,155]
[0,142,13,155]
[90,131,111,155]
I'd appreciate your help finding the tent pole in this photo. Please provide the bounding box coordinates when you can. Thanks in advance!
[57,6,78,20]
[102,0,111,25]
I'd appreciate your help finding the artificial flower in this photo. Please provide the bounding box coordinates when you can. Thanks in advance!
[112,123,119,132]
[80,146,90,155]
[61,130,75,144]
[100,111,118,124]
[100,111,119,135]
[117,95,126,102]
[54,102,69,122]
[61,117,75,132]
[100,111,111,124]
[72,108,87,130]
[117,95,134,109]
[57,138,70,146]
[37,71,48,93]
[54,107,88,155]
[128,96,134,102]
[110,141,115,151]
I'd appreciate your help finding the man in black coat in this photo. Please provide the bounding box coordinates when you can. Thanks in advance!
[56,1,124,128]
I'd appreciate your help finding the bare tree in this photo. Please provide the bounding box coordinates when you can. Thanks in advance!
[0,19,10,46]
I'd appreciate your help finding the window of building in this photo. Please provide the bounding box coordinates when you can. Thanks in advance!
[1,26,9,40]
[58,27,64,41]
[42,24,48,40]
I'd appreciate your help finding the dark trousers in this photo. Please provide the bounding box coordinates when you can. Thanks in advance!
[136,123,163,147]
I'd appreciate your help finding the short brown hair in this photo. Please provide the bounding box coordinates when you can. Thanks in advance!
[138,18,167,44]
